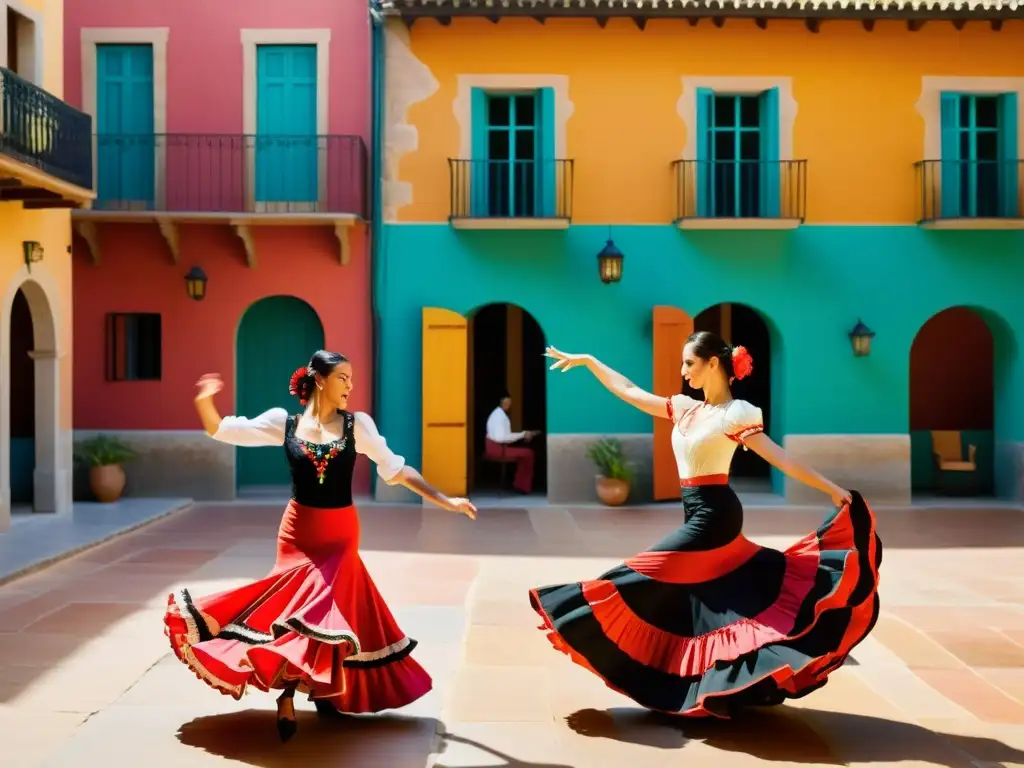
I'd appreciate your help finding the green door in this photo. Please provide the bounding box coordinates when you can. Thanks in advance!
[235,296,324,488]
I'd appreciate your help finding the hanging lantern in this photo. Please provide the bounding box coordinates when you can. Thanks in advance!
[185,266,208,301]
[848,319,875,357]
[597,239,623,284]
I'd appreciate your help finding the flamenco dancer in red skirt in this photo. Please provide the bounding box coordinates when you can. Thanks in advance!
[164,351,477,741]
[531,332,881,718]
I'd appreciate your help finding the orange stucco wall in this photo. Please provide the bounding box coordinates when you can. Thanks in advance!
[394,18,1024,224]
[72,223,372,432]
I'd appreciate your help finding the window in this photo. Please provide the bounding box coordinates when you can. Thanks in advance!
[470,88,556,217]
[696,88,780,218]
[4,7,37,84]
[940,92,1019,218]
[105,313,162,381]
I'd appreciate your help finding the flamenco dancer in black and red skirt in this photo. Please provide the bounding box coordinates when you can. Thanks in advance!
[532,332,881,718]
[164,351,477,741]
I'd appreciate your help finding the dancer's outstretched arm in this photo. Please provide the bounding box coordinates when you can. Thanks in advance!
[353,411,477,520]
[545,346,670,418]
[744,432,851,507]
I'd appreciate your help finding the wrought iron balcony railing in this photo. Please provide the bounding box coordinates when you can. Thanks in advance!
[91,134,368,217]
[0,67,93,190]
[673,159,807,222]
[448,158,574,220]
[915,159,1024,223]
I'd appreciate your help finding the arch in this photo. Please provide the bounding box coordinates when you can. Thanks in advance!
[467,302,548,494]
[909,305,1003,496]
[0,271,65,522]
[686,302,782,491]
[234,295,325,489]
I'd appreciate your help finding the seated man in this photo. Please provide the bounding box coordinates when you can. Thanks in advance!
[484,393,540,494]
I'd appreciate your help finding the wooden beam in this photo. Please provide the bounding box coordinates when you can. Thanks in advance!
[156,218,180,264]
[632,16,647,30]
[861,18,875,31]
[805,18,820,32]
[712,16,724,27]
[334,222,352,267]
[486,15,499,23]
[755,18,768,29]
[952,18,966,29]
[907,19,926,31]
[596,17,608,27]
[233,224,256,268]
[687,17,699,26]
[531,15,546,24]
[991,18,1003,30]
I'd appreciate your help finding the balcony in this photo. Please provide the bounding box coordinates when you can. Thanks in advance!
[916,159,1024,229]
[72,133,368,267]
[672,159,807,230]
[448,158,574,230]
[0,67,94,208]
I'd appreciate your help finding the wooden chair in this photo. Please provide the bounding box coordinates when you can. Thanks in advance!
[930,430,978,495]
[479,443,512,494]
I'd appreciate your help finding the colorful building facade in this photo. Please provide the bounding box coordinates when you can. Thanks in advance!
[1,0,94,530]
[64,0,374,499]
[374,1,1024,506]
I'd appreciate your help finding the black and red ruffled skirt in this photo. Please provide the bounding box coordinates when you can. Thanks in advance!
[529,485,881,718]
[164,501,431,712]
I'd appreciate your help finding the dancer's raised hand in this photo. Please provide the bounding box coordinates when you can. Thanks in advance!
[545,346,591,373]
[195,373,224,401]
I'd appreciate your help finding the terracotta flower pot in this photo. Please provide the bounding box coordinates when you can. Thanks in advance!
[596,475,630,507]
[90,464,126,503]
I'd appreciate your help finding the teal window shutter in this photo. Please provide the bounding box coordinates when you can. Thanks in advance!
[537,87,557,217]
[470,87,488,216]
[759,87,781,218]
[998,92,1019,218]
[940,92,961,218]
[696,88,713,217]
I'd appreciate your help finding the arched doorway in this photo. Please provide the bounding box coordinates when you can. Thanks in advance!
[910,307,995,495]
[9,289,35,504]
[235,296,324,489]
[3,277,60,515]
[686,303,773,482]
[467,303,547,494]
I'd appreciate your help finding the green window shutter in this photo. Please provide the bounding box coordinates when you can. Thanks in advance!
[759,87,781,218]
[940,92,961,218]
[998,92,1019,217]
[696,88,713,217]
[537,87,557,217]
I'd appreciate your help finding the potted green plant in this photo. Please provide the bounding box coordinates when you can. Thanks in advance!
[585,437,634,506]
[74,435,138,503]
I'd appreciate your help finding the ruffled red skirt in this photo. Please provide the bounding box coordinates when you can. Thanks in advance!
[164,501,431,712]
[530,487,882,718]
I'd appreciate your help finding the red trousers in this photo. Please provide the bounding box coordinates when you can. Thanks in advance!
[485,438,535,493]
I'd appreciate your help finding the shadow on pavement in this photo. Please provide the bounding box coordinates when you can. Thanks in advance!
[175,708,439,766]
[434,733,573,768]
[566,706,1024,765]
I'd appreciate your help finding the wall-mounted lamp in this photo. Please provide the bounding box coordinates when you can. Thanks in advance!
[848,319,875,358]
[185,266,208,301]
[23,241,43,272]
[597,239,623,284]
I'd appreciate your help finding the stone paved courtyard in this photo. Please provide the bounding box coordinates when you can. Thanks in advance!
[4,501,1024,767]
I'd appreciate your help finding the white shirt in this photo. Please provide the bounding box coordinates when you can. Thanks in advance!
[211,408,406,483]
[667,395,764,479]
[485,406,525,444]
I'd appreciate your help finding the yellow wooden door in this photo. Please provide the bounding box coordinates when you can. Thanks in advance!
[652,305,694,501]
[422,307,468,496]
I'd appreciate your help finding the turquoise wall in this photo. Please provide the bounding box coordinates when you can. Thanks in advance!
[376,224,1024,471]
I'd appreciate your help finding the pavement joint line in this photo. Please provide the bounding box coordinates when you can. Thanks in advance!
[0,501,194,588]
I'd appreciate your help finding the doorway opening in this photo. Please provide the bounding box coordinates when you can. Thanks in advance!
[910,307,996,497]
[467,303,547,495]
[686,303,773,484]
[235,295,324,491]
[9,288,34,505]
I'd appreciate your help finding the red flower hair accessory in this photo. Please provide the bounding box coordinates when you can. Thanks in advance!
[288,367,311,405]
[731,346,754,381]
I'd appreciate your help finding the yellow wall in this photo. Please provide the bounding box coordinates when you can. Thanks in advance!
[0,207,74,429]
[390,18,1024,224]
[2,0,72,430]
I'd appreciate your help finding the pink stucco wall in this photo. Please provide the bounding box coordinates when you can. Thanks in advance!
[63,0,371,140]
